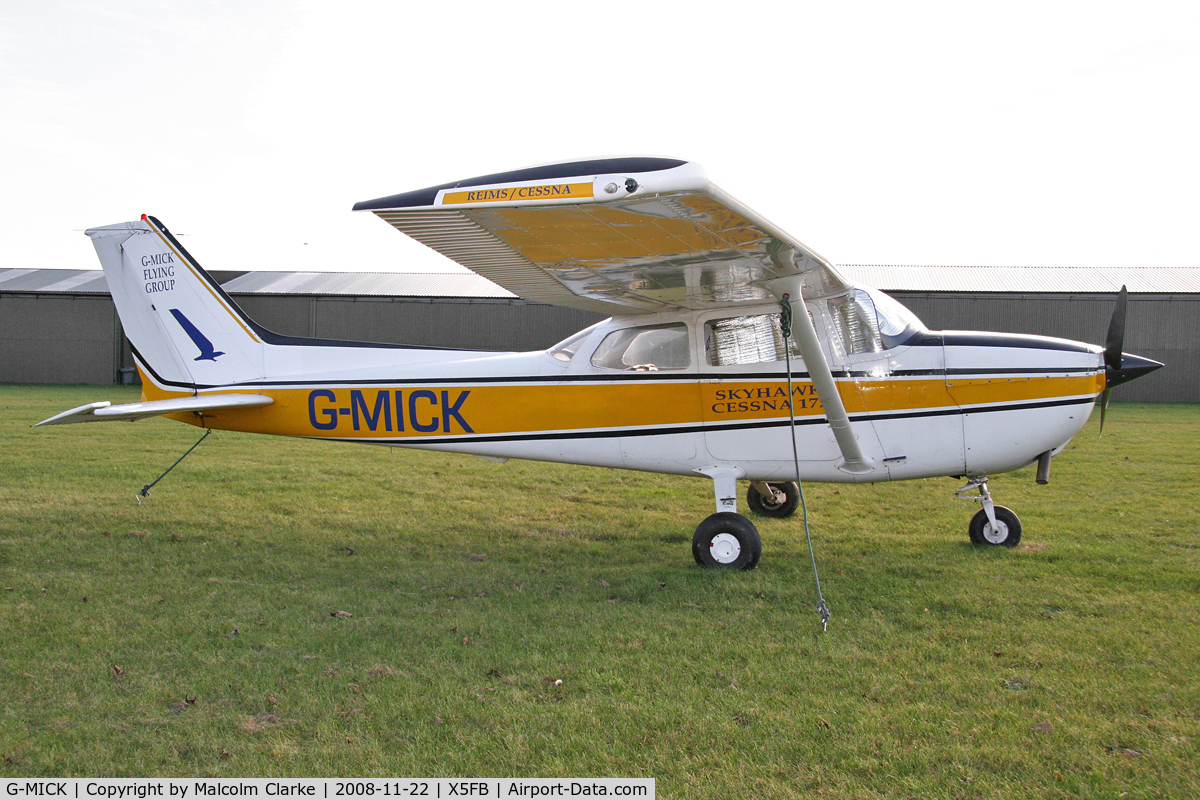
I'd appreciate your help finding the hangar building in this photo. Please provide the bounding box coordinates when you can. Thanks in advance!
[1,265,1194,402]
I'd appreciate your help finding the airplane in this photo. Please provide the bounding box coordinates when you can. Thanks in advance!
[38,157,1162,570]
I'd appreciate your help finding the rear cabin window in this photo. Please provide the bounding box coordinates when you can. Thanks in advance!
[704,314,801,366]
[590,323,690,371]
[548,328,591,362]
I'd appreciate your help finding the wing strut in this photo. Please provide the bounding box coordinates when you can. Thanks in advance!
[769,277,875,475]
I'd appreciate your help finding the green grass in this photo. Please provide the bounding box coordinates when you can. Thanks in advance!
[1,385,1197,797]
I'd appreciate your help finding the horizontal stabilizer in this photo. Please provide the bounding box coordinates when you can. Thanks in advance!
[35,394,273,426]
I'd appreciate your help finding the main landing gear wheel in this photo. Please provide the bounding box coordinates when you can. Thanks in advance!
[969,505,1022,548]
[746,481,800,518]
[692,512,762,570]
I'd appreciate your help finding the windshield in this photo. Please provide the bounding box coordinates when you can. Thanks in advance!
[828,288,925,355]
[867,288,925,342]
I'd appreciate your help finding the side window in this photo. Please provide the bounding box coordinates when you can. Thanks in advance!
[590,323,690,371]
[704,314,800,366]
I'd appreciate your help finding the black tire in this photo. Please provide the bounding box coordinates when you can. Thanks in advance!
[692,512,762,570]
[746,481,800,518]
[968,505,1022,547]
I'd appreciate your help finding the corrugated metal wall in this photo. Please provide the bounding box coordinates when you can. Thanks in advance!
[0,293,604,385]
[0,294,122,384]
[231,295,605,352]
[893,292,1192,402]
[1,289,1193,401]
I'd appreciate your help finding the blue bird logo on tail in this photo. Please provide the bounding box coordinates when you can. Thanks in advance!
[169,309,225,361]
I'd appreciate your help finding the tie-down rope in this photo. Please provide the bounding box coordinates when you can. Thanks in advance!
[136,429,211,505]
[780,294,831,632]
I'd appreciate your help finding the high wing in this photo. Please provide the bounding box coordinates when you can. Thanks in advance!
[36,394,273,426]
[353,157,852,315]
[355,157,874,473]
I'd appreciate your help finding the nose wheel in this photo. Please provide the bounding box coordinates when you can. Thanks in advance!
[956,476,1022,548]
[968,505,1022,546]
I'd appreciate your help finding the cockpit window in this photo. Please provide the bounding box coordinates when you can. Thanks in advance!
[590,323,690,371]
[704,314,801,366]
[828,288,924,355]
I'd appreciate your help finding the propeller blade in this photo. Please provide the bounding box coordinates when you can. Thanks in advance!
[1097,285,1162,438]
[1104,286,1127,372]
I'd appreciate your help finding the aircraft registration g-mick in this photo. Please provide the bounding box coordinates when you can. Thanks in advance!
[40,157,1161,569]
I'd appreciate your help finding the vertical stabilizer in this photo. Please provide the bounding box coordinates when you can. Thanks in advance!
[87,218,265,389]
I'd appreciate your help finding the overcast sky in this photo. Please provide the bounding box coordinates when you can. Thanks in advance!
[2,1,1197,275]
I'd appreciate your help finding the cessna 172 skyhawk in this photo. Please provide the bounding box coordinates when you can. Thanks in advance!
[39,157,1161,569]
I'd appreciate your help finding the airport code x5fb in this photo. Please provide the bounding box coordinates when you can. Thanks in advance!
[4,781,654,799]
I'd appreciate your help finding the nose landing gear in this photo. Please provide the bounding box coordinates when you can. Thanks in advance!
[956,476,1022,547]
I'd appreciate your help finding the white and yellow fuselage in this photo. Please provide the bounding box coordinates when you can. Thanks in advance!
[131,304,1105,486]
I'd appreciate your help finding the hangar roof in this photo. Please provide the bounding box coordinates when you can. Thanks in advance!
[0,269,111,293]
[219,271,514,297]
[2,266,1197,297]
[839,264,1200,294]
[0,268,512,298]
[0,269,246,294]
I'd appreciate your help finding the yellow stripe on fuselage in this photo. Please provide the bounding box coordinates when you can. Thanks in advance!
[148,372,1104,440]
[944,374,1106,407]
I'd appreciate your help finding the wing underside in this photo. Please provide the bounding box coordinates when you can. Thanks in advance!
[354,158,851,315]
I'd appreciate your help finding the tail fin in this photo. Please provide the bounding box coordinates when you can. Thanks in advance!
[87,217,264,389]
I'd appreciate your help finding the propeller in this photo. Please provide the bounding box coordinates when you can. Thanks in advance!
[1097,285,1163,434]
[1099,286,1126,435]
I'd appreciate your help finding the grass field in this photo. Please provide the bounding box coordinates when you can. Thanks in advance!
[1,384,1197,798]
